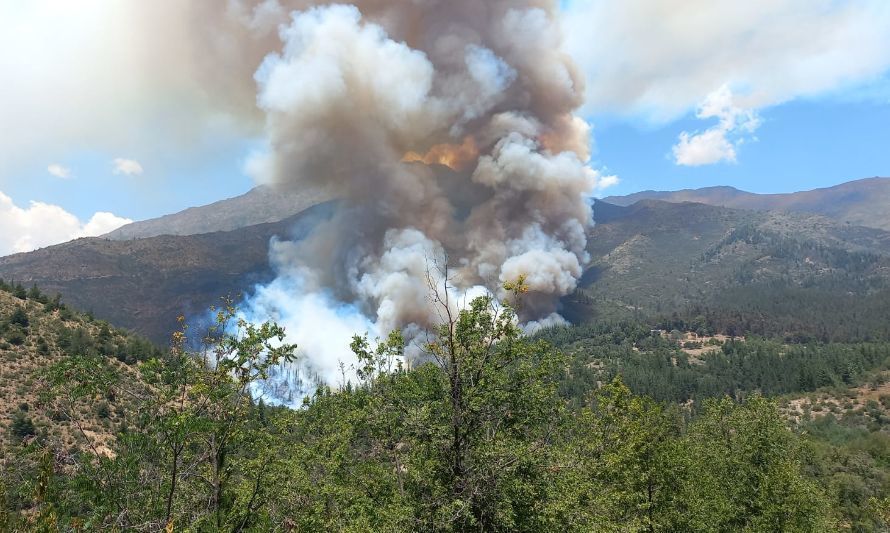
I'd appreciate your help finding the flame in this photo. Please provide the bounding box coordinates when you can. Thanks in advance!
[403,136,479,171]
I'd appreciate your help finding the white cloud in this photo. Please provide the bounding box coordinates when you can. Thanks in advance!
[112,158,144,176]
[47,164,72,179]
[673,85,760,166]
[0,190,132,256]
[79,211,134,237]
[595,174,620,191]
[563,0,890,120]
[673,129,736,167]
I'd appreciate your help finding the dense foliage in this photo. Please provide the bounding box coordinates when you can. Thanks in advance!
[540,321,890,406]
[4,285,887,532]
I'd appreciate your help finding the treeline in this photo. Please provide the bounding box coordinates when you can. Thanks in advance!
[1,295,886,531]
[671,284,890,342]
[541,323,890,406]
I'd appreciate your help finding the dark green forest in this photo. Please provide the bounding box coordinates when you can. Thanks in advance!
[1,281,890,531]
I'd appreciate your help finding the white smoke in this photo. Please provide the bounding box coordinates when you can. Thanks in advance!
[219,1,607,401]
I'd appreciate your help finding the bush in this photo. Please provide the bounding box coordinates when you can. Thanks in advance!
[12,284,27,300]
[44,294,63,313]
[36,337,49,355]
[8,307,29,328]
[6,329,25,346]
[27,285,43,302]
[10,412,36,440]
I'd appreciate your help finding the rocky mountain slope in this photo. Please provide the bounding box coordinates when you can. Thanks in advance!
[104,185,330,240]
[604,177,890,231]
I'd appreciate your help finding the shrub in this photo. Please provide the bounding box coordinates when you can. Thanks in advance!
[36,337,49,355]
[6,329,25,346]
[8,307,29,328]
[11,412,36,440]
[27,285,42,301]
[12,284,27,300]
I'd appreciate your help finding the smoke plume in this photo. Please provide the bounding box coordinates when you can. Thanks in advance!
[194,1,611,400]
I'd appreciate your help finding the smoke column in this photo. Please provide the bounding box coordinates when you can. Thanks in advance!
[190,1,612,401]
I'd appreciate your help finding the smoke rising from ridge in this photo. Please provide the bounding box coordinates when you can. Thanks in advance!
[196,1,612,399]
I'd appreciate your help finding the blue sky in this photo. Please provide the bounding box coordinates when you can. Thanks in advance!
[1,0,889,254]
[594,95,890,197]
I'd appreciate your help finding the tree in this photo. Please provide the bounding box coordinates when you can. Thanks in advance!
[27,284,42,302]
[268,273,572,531]
[10,411,36,441]
[38,302,297,530]
[8,306,29,328]
[577,377,679,531]
[675,395,835,531]
[12,283,27,300]
[417,274,568,530]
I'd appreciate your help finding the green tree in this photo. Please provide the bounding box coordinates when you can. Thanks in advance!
[37,302,297,530]
[8,306,29,328]
[675,395,835,531]
[10,412,36,441]
[576,377,679,531]
[12,283,27,300]
[420,278,567,531]
[27,284,42,302]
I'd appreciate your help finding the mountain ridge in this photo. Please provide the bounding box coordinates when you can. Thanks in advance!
[603,177,890,231]
[104,184,330,240]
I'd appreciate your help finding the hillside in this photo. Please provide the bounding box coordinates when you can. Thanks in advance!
[0,202,334,343]
[3,275,889,530]
[567,199,890,340]
[603,177,890,231]
[0,281,159,453]
[6,192,890,345]
[104,184,330,240]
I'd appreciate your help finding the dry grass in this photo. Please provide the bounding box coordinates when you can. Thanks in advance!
[0,289,150,458]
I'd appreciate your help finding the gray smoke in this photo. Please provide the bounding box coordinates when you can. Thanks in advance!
[188,1,611,398]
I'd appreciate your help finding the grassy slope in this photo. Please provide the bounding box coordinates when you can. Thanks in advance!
[0,287,156,453]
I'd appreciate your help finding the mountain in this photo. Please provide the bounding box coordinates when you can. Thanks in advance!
[5,174,890,345]
[565,199,890,341]
[603,177,890,231]
[0,202,334,343]
[104,185,330,240]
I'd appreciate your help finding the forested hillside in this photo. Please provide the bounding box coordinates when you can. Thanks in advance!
[0,202,335,343]
[569,200,890,342]
[2,285,889,531]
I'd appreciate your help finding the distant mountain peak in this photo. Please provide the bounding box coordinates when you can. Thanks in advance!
[104,185,331,240]
[604,177,890,231]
